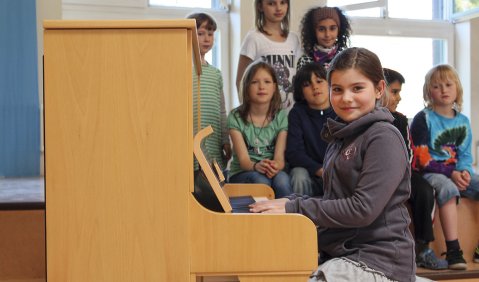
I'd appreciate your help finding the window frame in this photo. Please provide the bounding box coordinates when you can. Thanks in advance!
[351,17,454,64]
[326,0,454,118]
[148,0,230,10]
[327,0,454,64]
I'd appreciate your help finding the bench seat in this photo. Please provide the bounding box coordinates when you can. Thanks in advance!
[416,197,479,280]
[0,178,45,281]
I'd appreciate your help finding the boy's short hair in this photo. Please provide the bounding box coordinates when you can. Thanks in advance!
[186,12,217,31]
[293,63,327,102]
[383,68,405,85]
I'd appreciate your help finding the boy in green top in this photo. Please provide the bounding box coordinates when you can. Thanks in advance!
[188,13,231,171]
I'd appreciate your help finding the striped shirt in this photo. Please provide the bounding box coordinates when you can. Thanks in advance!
[193,63,228,170]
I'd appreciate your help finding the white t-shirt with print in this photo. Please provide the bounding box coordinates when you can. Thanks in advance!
[240,30,301,113]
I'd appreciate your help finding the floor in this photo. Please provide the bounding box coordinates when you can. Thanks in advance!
[1,177,479,281]
[1,280,45,282]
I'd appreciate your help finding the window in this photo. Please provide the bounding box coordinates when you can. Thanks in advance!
[454,0,479,13]
[149,0,228,10]
[327,0,384,18]
[351,36,447,118]
[61,0,232,109]
[149,0,212,8]
[147,0,227,70]
[327,0,453,119]
[328,0,447,20]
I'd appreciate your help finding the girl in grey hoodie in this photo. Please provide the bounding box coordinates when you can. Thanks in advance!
[250,47,419,282]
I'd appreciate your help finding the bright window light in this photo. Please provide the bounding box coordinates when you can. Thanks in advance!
[351,35,447,119]
[149,0,212,8]
[328,0,438,20]
[388,0,433,20]
[454,0,479,13]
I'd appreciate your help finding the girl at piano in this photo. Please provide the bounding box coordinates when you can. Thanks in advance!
[250,48,424,281]
[227,61,292,198]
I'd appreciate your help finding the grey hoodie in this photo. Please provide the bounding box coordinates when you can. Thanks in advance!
[286,108,415,282]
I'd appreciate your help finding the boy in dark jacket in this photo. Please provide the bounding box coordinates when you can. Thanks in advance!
[383,68,447,270]
[286,63,336,196]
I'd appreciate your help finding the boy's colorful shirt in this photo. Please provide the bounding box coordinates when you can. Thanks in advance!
[410,108,473,177]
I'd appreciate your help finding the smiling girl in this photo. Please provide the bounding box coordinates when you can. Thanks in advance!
[236,0,301,112]
[297,6,351,71]
[228,61,292,198]
[250,48,420,281]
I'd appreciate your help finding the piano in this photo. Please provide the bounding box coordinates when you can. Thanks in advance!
[43,19,317,282]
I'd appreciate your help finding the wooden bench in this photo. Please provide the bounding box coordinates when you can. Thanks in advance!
[416,198,479,281]
[0,178,46,282]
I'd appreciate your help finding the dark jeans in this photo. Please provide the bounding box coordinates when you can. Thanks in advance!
[409,171,435,243]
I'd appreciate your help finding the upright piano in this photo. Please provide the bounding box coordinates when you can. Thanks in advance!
[43,19,317,282]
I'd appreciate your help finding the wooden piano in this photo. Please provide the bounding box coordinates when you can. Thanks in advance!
[43,20,317,282]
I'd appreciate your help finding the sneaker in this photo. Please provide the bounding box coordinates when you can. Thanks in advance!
[444,249,467,270]
[474,246,479,263]
[416,248,448,270]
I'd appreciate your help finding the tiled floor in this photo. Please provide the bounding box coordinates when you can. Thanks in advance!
[0,177,44,203]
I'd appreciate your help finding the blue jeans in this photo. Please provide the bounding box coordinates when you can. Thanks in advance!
[229,170,292,198]
[423,172,479,207]
[290,167,324,196]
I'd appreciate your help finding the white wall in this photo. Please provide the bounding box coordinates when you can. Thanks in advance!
[455,17,479,165]
[472,18,479,166]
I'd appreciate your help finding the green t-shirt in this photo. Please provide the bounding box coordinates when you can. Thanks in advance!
[227,109,288,177]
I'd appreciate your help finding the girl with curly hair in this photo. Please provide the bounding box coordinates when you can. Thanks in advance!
[297,6,351,71]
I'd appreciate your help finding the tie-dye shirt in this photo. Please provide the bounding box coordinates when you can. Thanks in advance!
[410,108,474,177]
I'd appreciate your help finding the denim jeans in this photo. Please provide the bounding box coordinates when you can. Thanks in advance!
[290,167,324,196]
[229,170,292,198]
[423,172,479,207]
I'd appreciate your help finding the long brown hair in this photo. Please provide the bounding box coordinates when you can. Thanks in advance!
[254,0,290,37]
[237,61,282,123]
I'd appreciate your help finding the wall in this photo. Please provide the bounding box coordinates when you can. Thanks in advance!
[455,17,479,165]
[472,18,479,165]
[0,0,40,177]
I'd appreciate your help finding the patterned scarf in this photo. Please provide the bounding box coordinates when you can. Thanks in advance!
[313,44,339,68]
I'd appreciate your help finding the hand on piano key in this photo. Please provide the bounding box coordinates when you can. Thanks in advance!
[249,198,289,213]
